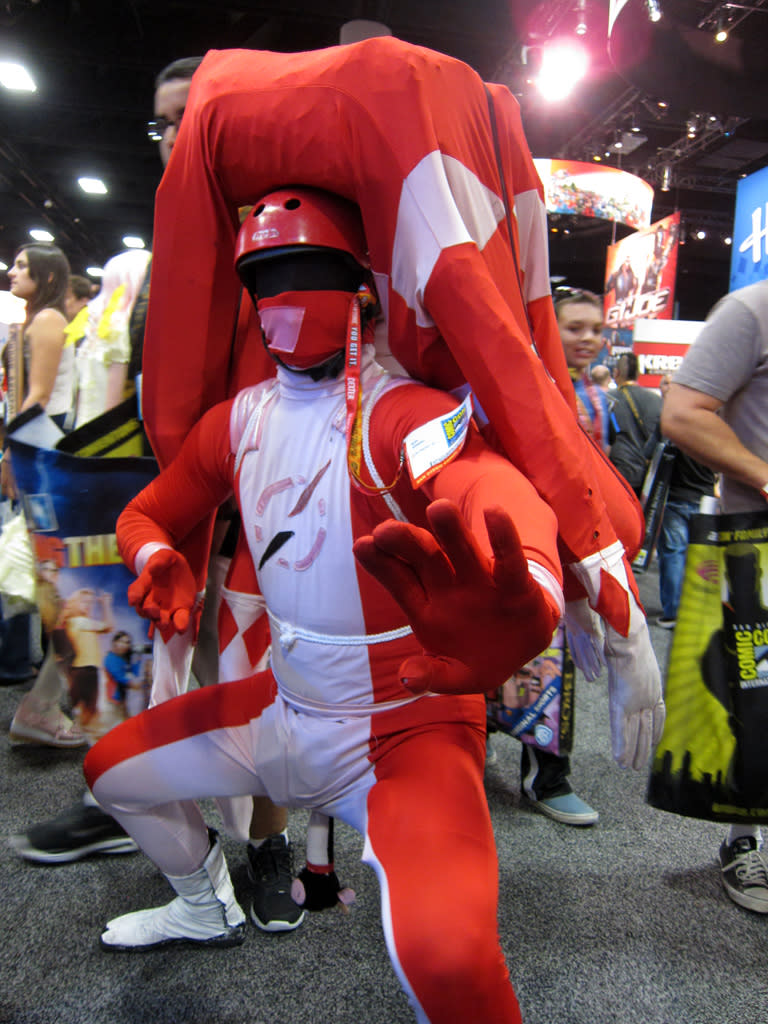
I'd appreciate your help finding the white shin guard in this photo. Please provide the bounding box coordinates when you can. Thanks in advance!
[101,831,246,951]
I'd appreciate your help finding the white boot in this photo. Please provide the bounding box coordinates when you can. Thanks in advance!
[101,831,246,951]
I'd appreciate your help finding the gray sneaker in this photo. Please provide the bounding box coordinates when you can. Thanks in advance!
[719,836,768,913]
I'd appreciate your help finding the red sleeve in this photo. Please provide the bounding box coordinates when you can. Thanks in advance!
[117,401,235,579]
[368,383,561,583]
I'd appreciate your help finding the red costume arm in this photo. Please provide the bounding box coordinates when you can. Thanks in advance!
[367,382,561,587]
[117,401,235,582]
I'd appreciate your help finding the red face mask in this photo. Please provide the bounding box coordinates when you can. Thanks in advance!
[256,290,355,370]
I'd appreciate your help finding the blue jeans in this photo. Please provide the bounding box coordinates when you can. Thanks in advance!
[657,498,700,619]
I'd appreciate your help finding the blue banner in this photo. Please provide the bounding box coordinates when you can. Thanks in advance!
[730,165,768,291]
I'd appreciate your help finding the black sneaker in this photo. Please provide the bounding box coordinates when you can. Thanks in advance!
[246,834,306,932]
[9,799,139,864]
[719,836,768,913]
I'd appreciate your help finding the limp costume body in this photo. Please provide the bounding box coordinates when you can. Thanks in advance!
[141,37,645,636]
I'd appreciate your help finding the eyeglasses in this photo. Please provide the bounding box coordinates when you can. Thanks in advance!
[552,286,603,305]
[146,116,182,142]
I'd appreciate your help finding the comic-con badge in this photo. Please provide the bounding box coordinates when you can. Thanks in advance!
[403,394,472,488]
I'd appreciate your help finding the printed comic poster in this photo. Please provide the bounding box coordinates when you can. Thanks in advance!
[486,623,574,756]
[648,510,768,823]
[8,438,159,732]
[603,211,681,331]
[533,159,653,229]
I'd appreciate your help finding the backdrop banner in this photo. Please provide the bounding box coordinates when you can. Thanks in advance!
[7,433,158,724]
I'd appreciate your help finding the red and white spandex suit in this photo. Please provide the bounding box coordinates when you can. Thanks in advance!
[85,347,563,1024]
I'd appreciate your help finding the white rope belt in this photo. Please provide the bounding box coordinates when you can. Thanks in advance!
[267,610,412,653]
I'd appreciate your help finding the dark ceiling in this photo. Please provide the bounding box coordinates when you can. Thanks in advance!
[1,0,767,320]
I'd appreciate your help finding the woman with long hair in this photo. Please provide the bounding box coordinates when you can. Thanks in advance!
[6,246,84,748]
[7,242,73,427]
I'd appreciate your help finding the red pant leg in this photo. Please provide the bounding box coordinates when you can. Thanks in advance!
[364,701,522,1024]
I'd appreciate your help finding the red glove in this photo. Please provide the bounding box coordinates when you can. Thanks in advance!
[127,548,198,642]
[353,499,560,695]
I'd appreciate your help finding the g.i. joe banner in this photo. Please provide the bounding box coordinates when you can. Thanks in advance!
[730,164,768,291]
[7,434,159,722]
[648,509,768,823]
[533,159,653,230]
[486,622,574,756]
[603,211,681,332]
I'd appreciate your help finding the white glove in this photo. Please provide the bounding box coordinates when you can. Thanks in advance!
[604,595,665,770]
[564,598,605,681]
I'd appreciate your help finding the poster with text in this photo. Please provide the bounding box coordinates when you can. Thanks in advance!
[603,211,680,330]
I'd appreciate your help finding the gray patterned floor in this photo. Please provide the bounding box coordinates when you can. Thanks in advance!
[1,563,766,1024]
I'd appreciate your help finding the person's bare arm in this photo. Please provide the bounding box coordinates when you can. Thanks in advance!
[661,382,768,493]
[21,308,67,412]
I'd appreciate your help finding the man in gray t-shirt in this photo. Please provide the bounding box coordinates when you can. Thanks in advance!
[662,278,768,915]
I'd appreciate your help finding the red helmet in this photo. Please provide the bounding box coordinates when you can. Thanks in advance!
[234,187,369,271]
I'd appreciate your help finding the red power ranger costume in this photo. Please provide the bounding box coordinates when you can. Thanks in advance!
[85,188,571,1023]
[141,37,663,772]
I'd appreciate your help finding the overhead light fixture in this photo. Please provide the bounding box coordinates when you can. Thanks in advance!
[613,129,623,150]
[574,0,587,36]
[660,164,672,192]
[695,230,707,240]
[724,236,732,246]
[86,266,104,278]
[78,176,108,195]
[714,15,729,42]
[535,40,589,101]
[0,261,7,272]
[122,236,146,249]
[645,0,663,23]
[614,130,647,155]
[0,61,36,92]
[29,228,54,242]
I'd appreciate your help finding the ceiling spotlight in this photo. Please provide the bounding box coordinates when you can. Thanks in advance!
[613,129,623,150]
[78,176,108,195]
[714,15,729,42]
[122,235,146,249]
[0,61,36,92]
[574,0,587,35]
[86,266,104,278]
[535,40,589,101]
[645,0,663,23]
[724,236,732,246]
[695,230,707,240]
[29,228,54,242]
[686,115,699,138]
[0,261,7,272]
[660,164,672,192]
